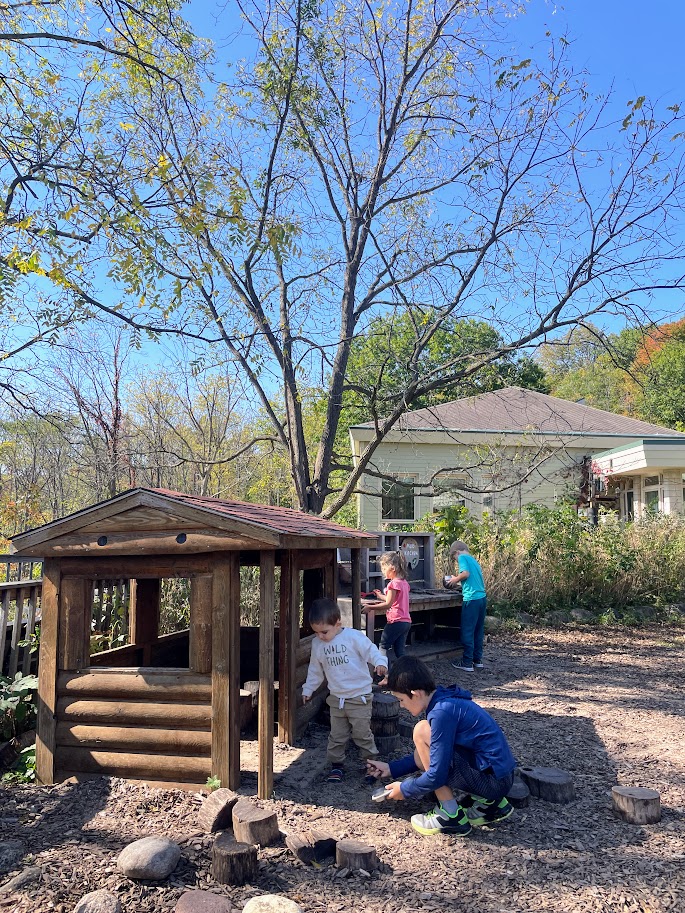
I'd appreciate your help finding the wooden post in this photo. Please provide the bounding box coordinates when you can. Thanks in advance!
[190,575,213,674]
[211,554,241,790]
[301,567,323,634]
[59,577,91,671]
[351,549,361,631]
[278,552,299,745]
[8,586,25,678]
[21,585,39,675]
[258,551,275,799]
[36,560,60,785]
[323,548,337,603]
[129,578,160,665]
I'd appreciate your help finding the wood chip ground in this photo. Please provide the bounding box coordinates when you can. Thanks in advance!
[1,626,684,913]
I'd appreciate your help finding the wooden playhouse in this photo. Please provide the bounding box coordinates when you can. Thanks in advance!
[10,488,378,797]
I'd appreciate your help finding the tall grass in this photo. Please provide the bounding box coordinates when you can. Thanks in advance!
[434,503,685,617]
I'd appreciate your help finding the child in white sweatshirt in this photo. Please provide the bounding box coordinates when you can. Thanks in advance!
[302,597,387,783]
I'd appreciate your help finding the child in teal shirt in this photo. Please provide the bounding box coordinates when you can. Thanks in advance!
[446,540,486,672]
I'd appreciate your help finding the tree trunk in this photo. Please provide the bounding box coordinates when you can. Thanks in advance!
[232,799,281,847]
[335,839,378,872]
[210,834,257,885]
[518,766,575,803]
[611,786,661,824]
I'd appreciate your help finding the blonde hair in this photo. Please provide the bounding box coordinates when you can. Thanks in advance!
[379,550,408,580]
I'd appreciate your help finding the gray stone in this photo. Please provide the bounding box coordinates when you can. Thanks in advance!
[516,612,535,626]
[544,610,569,626]
[175,890,235,913]
[0,840,25,876]
[243,897,303,913]
[0,865,41,893]
[483,615,502,633]
[117,836,181,880]
[570,607,595,623]
[73,890,122,913]
[629,605,656,620]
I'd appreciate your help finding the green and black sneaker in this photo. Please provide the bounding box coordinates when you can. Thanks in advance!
[466,796,514,827]
[410,803,472,837]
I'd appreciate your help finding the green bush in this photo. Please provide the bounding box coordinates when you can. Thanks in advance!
[0,672,38,741]
[430,503,685,620]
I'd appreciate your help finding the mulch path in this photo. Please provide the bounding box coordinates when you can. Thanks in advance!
[2,625,684,912]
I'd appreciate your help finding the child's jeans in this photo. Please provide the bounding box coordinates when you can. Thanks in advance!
[460,596,487,664]
[380,620,412,661]
[326,693,377,766]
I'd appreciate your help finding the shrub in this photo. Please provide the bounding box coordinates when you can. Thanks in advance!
[0,672,38,741]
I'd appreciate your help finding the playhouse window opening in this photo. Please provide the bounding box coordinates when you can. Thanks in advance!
[90,578,131,654]
[160,577,191,634]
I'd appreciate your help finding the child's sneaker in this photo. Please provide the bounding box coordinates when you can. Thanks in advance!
[326,767,344,783]
[410,803,472,837]
[466,796,514,826]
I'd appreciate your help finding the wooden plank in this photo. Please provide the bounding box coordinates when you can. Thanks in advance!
[57,698,211,728]
[190,575,213,674]
[59,555,215,579]
[8,587,25,678]
[0,588,11,676]
[280,534,379,550]
[351,549,362,631]
[129,578,160,665]
[36,560,60,785]
[301,566,323,634]
[59,577,91,671]
[211,554,241,789]
[38,529,273,556]
[21,585,38,675]
[323,548,337,604]
[55,723,212,755]
[54,746,212,782]
[58,669,212,700]
[258,550,275,800]
[278,551,299,745]
[292,550,333,571]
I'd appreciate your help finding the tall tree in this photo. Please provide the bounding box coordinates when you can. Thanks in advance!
[3,0,685,516]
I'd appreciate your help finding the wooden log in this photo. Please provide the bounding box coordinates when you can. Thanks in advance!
[36,560,60,785]
[373,734,400,755]
[278,551,298,745]
[58,670,212,701]
[55,746,211,782]
[258,550,276,800]
[518,766,575,803]
[232,799,281,847]
[190,575,213,674]
[371,692,399,720]
[335,839,378,872]
[506,775,530,808]
[57,698,211,729]
[370,718,398,737]
[285,829,337,865]
[55,723,211,756]
[211,554,241,789]
[210,833,258,885]
[611,786,661,824]
[197,788,241,832]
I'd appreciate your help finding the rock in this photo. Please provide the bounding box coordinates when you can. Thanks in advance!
[544,610,569,626]
[0,865,41,893]
[73,889,122,913]
[0,840,25,876]
[175,890,235,913]
[483,615,502,633]
[117,836,181,880]
[516,612,535,626]
[570,607,595,623]
[628,605,656,621]
[242,896,303,913]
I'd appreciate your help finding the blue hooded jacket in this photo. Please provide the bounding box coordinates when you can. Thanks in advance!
[388,685,516,801]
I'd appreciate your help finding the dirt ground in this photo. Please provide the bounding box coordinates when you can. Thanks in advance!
[2,625,684,913]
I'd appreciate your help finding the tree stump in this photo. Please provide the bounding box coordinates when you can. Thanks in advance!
[232,799,281,847]
[506,775,530,808]
[285,829,337,865]
[335,839,378,872]
[611,786,661,824]
[518,766,575,803]
[373,734,399,754]
[197,788,240,833]
[210,833,257,885]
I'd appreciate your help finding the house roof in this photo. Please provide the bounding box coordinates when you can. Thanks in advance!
[10,487,378,556]
[352,387,685,438]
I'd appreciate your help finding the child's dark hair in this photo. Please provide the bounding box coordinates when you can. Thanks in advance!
[386,656,436,696]
[379,550,408,580]
[309,597,341,627]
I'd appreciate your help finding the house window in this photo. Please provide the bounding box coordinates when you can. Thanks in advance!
[643,474,662,515]
[619,478,635,521]
[432,475,467,511]
[382,478,416,521]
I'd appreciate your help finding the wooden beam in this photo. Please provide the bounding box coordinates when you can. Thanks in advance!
[211,554,241,789]
[129,578,160,665]
[35,560,60,785]
[59,577,90,671]
[258,551,275,800]
[58,669,211,700]
[190,575,213,674]
[324,549,337,604]
[278,552,299,745]
[301,566,324,634]
[59,555,214,579]
[351,549,362,631]
[36,529,273,556]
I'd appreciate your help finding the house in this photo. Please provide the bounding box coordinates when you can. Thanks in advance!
[349,387,685,526]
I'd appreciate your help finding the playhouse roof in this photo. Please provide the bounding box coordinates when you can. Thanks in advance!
[10,487,379,556]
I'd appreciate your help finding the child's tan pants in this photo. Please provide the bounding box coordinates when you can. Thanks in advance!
[326,693,377,766]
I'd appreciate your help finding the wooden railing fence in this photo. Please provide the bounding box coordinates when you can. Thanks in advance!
[0,555,43,679]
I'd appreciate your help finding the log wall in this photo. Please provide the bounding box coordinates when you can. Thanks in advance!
[53,668,213,784]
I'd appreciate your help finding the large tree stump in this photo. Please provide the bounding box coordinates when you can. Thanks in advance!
[611,786,661,824]
[518,766,575,803]
[373,734,400,754]
[197,788,240,833]
[232,799,281,847]
[210,833,257,885]
[285,829,337,865]
[335,839,378,872]
[506,775,530,808]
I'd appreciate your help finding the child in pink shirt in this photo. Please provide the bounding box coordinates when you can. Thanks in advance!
[367,551,412,663]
